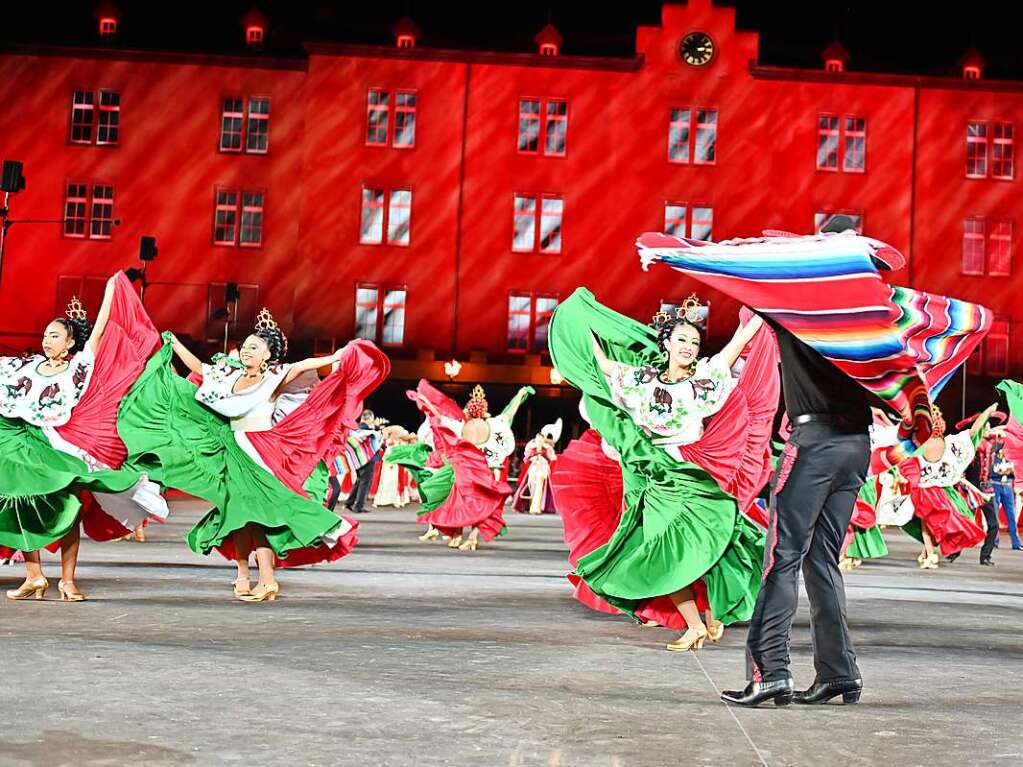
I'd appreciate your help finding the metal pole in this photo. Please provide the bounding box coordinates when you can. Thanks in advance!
[0,192,10,285]
[139,261,148,305]
[223,300,236,355]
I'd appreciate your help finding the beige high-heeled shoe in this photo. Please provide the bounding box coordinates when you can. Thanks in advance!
[919,553,939,570]
[458,537,478,552]
[706,620,725,643]
[6,576,49,601]
[418,527,440,542]
[58,580,86,602]
[239,581,279,602]
[233,578,252,598]
[666,626,709,652]
[447,535,463,549]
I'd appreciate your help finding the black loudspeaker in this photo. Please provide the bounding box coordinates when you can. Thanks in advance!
[139,236,157,261]
[820,214,857,234]
[1,160,25,193]
[225,282,240,303]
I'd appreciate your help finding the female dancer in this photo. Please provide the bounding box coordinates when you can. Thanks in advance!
[904,404,994,568]
[415,385,532,481]
[550,289,778,651]
[119,308,388,601]
[373,426,416,508]
[2,273,165,601]
[403,382,515,551]
[511,420,561,515]
[402,383,531,548]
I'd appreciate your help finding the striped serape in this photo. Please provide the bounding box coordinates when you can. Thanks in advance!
[637,230,991,465]
[333,428,382,479]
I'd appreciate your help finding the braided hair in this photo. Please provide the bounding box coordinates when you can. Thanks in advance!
[51,317,92,355]
[254,326,287,363]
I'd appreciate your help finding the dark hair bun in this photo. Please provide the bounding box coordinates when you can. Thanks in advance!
[254,327,287,362]
[53,317,93,354]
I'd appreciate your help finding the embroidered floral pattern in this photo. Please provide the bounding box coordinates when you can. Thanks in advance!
[0,350,95,427]
[607,355,735,445]
[918,431,975,488]
[197,361,240,407]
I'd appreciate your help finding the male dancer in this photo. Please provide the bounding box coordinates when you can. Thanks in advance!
[722,215,872,707]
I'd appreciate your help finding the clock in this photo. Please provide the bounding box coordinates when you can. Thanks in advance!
[679,32,715,66]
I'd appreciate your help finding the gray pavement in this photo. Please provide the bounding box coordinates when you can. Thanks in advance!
[1,501,1021,767]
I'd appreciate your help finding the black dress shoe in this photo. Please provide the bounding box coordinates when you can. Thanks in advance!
[793,677,862,705]
[980,558,995,566]
[720,679,794,707]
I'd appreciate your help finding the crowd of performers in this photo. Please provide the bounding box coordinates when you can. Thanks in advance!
[3,220,1022,706]
[0,279,560,601]
[0,274,387,602]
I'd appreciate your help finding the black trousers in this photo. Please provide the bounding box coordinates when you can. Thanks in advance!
[326,476,343,512]
[745,423,870,683]
[979,495,999,562]
[346,456,380,512]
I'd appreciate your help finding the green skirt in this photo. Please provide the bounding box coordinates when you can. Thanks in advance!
[385,442,454,517]
[118,337,344,559]
[847,479,888,560]
[0,415,141,552]
[847,526,888,560]
[549,289,764,625]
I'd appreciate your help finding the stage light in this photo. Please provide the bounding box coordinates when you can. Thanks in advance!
[444,359,462,380]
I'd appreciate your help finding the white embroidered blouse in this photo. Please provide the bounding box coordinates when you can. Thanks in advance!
[419,414,517,470]
[195,360,290,432]
[917,431,976,489]
[607,355,736,446]
[0,347,96,427]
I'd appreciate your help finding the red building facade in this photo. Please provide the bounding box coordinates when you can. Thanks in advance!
[1,0,1020,405]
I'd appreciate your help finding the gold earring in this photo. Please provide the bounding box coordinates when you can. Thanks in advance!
[260,361,269,373]
[59,349,69,360]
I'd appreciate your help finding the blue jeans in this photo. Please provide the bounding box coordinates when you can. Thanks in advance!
[992,483,1021,549]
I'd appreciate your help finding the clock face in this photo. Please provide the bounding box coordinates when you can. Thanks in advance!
[679,32,714,66]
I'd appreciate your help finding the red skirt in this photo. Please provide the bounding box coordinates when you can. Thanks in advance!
[911,485,986,556]
[410,381,511,541]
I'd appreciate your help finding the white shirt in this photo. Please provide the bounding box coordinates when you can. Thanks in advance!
[0,347,96,427]
[195,359,290,432]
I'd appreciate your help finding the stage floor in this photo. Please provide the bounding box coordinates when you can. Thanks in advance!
[2,501,1021,767]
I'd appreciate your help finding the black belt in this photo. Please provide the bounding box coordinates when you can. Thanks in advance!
[792,413,857,427]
